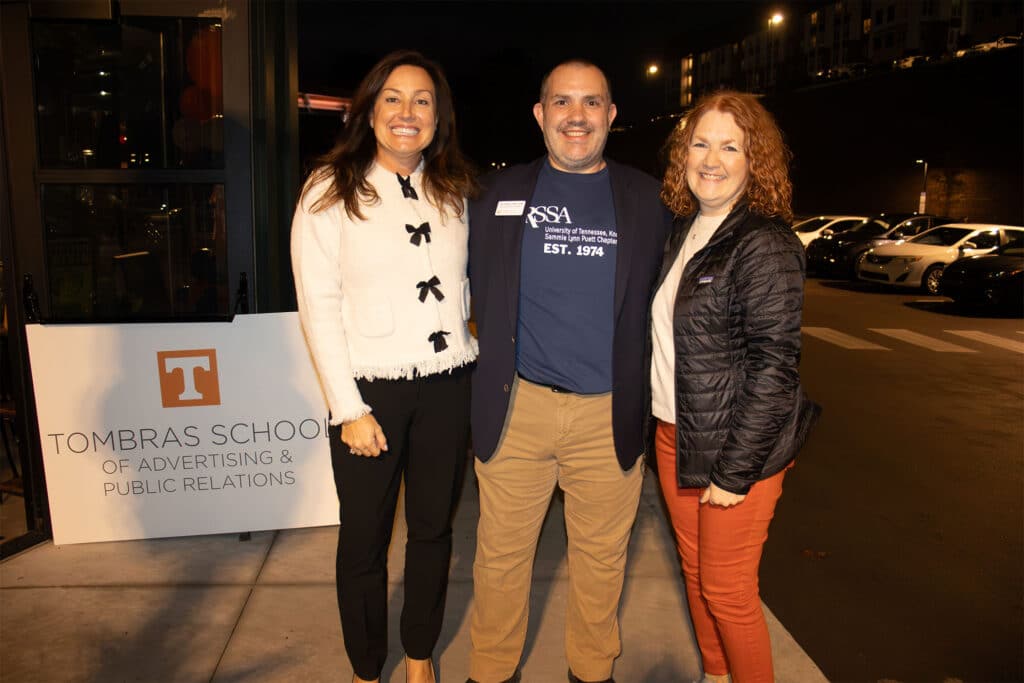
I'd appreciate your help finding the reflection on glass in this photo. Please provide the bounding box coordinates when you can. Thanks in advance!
[42,184,227,320]
[33,18,223,169]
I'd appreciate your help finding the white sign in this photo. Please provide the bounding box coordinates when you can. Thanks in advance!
[25,313,339,544]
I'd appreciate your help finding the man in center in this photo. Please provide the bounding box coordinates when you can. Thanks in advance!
[467,60,672,683]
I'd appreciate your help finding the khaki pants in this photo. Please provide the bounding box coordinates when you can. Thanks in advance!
[469,377,643,682]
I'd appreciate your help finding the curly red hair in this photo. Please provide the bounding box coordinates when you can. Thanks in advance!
[661,91,793,223]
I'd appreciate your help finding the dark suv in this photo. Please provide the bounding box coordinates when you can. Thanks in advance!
[806,213,959,278]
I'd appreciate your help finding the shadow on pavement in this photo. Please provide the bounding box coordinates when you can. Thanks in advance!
[903,300,1024,319]
[814,279,900,294]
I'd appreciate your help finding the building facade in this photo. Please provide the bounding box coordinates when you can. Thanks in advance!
[678,0,1021,105]
[0,0,302,556]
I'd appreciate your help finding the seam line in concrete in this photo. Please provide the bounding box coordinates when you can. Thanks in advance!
[208,530,279,682]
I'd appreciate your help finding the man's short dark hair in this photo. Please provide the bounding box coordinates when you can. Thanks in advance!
[538,59,613,103]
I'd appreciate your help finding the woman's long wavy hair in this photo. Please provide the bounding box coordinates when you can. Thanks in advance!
[661,90,793,223]
[305,50,478,221]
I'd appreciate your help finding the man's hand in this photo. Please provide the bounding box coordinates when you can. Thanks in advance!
[341,414,388,457]
[700,482,746,508]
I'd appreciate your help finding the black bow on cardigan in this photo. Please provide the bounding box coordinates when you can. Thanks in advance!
[416,276,444,302]
[428,330,450,353]
[406,222,431,246]
[396,173,418,200]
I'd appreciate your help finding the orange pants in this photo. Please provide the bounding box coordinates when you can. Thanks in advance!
[655,420,788,683]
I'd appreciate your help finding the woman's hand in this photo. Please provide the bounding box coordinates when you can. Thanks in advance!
[700,482,746,508]
[341,414,388,457]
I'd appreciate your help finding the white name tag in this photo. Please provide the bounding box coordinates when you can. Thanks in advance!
[495,200,526,216]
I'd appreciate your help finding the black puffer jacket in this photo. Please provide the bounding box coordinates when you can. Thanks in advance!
[657,203,821,494]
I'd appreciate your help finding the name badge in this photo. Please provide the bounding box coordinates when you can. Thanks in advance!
[495,200,526,217]
[699,276,714,284]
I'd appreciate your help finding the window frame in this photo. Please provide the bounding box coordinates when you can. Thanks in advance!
[3,0,252,323]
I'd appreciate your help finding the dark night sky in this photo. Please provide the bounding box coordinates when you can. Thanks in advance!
[296,1,1023,222]
[297,1,824,165]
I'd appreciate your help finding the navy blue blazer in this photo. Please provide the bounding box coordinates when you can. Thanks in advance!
[468,157,672,470]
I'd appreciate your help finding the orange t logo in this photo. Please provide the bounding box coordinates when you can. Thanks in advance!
[157,349,221,407]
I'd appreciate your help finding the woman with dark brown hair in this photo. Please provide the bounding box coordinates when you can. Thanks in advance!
[291,50,477,683]
[650,91,820,683]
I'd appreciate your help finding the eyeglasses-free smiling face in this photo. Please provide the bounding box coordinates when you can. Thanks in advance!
[685,109,750,217]
[371,64,437,174]
[533,63,617,174]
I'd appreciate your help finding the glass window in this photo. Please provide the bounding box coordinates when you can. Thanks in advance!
[1000,233,1024,255]
[793,217,833,233]
[847,220,888,237]
[966,231,1000,249]
[41,184,228,320]
[913,227,972,246]
[33,18,223,169]
[826,219,865,233]
[891,217,929,237]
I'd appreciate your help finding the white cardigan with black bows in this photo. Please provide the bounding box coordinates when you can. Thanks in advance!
[291,162,477,424]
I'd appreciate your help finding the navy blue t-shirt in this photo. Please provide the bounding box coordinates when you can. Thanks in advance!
[516,161,618,394]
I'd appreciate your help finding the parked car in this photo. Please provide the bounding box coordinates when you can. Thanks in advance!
[956,35,1021,57]
[894,55,929,69]
[857,224,1023,294]
[829,62,868,79]
[807,213,958,278]
[977,35,1021,51]
[939,232,1024,312]
[792,215,870,248]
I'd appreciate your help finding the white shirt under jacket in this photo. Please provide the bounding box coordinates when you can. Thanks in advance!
[651,211,727,423]
[291,162,478,425]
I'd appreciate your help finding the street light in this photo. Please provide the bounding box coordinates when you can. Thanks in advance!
[644,62,668,116]
[767,12,784,89]
[915,159,928,212]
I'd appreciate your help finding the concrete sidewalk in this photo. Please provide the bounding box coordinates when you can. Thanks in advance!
[0,470,827,683]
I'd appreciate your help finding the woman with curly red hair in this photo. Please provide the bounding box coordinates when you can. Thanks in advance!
[650,91,820,683]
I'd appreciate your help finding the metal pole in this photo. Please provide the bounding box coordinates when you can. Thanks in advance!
[917,160,928,213]
[921,161,928,212]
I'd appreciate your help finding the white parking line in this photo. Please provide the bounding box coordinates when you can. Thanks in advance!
[803,327,890,350]
[946,330,1024,354]
[869,329,976,353]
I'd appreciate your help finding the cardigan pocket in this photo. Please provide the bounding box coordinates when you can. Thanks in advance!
[344,295,395,338]
[460,278,471,321]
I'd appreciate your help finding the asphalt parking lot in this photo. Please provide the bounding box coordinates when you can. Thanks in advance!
[761,278,1024,682]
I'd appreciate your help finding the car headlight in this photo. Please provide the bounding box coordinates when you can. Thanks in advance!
[894,256,922,264]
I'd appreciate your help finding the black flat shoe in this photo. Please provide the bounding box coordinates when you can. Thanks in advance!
[466,668,521,683]
[568,670,615,683]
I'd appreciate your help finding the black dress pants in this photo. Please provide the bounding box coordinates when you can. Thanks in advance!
[330,364,471,680]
